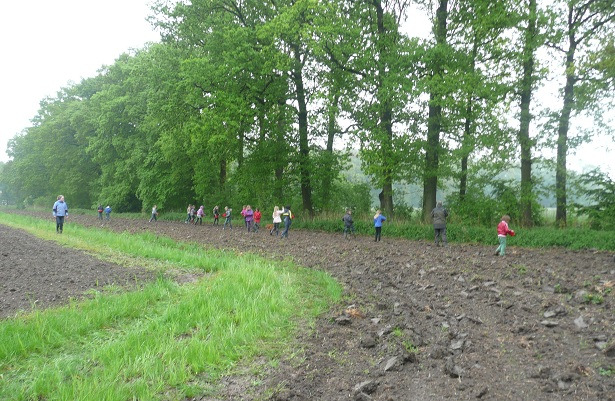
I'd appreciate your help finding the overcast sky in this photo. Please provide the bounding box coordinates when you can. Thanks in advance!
[0,2,613,176]
[0,0,160,162]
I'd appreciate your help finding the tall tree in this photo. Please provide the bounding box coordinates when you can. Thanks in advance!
[153,0,322,214]
[318,0,417,217]
[421,0,449,221]
[446,0,514,202]
[552,0,615,226]
[517,0,539,226]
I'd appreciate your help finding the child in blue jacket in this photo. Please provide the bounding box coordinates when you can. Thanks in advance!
[374,210,386,242]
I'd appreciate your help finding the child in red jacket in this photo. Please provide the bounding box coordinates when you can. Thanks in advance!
[254,208,262,233]
[494,215,515,256]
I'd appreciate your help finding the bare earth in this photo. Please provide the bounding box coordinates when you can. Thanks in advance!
[1,210,614,401]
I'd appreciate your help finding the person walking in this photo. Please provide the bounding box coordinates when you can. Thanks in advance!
[253,208,262,233]
[342,209,356,239]
[149,205,158,222]
[97,204,103,220]
[195,205,204,225]
[280,205,293,239]
[189,205,196,224]
[244,205,254,232]
[213,205,220,226]
[271,206,282,236]
[223,206,232,229]
[431,201,449,246]
[52,195,68,234]
[104,205,112,221]
[373,210,386,242]
[185,204,192,223]
[494,215,515,256]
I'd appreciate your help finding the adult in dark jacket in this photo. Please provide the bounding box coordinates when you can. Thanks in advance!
[431,201,448,246]
[342,209,355,239]
[280,206,293,238]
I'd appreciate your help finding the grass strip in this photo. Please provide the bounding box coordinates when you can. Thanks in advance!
[0,213,342,401]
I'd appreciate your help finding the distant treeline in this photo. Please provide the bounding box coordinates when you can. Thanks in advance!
[1,1,614,230]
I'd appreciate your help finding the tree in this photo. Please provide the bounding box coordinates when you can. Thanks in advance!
[445,0,515,205]
[517,0,539,227]
[551,0,615,226]
[421,0,449,222]
[317,0,418,217]
[152,0,326,215]
[574,169,615,230]
[5,83,100,207]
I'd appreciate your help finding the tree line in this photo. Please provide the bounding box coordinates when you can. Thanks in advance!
[1,0,614,227]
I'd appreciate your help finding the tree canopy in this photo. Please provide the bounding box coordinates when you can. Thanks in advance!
[1,0,613,228]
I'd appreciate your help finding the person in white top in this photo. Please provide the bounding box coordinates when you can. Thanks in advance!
[270,206,282,236]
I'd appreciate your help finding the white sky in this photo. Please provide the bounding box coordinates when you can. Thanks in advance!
[0,0,160,162]
[0,1,613,177]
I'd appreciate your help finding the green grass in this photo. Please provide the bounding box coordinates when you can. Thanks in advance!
[0,212,342,401]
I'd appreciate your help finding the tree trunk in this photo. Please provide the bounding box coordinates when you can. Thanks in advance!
[292,44,314,216]
[321,92,340,208]
[423,102,441,220]
[459,40,477,201]
[375,1,394,217]
[379,106,394,217]
[518,0,537,227]
[274,100,286,201]
[555,46,576,227]
[459,105,470,200]
[422,0,448,221]
[555,3,579,227]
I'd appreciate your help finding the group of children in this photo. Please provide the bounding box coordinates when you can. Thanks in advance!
[179,204,295,238]
[184,204,207,225]
[97,204,112,221]
[341,209,387,242]
[148,201,516,254]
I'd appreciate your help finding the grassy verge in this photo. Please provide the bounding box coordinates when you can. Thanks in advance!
[0,213,342,401]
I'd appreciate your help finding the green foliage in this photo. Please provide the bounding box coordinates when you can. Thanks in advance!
[1,0,613,234]
[403,340,419,354]
[446,178,544,227]
[583,293,604,305]
[572,170,615,230]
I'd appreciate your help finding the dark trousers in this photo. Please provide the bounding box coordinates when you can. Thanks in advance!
[281,219,291,238]
[374,226,382,241]
[56,216,65,232]
[344,224,355,238]
[434,228,447,245]
[271,222,280,235]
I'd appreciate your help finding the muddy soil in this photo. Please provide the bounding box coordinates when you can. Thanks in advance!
[0,223,157,319]
[2,210,614,400]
